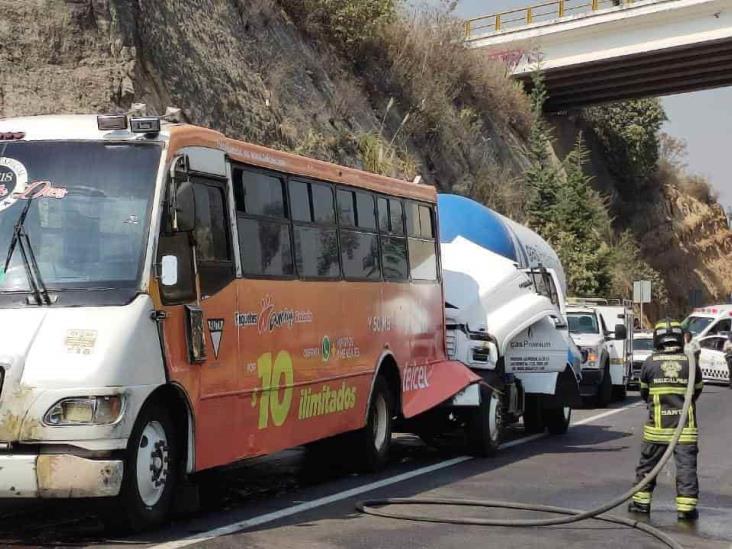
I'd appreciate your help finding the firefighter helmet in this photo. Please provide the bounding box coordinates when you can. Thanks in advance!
[653,319,684,351]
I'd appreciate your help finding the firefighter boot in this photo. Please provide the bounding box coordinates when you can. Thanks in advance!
[676,496,699,521]
[628,501,650,514]
[628,492,651,514]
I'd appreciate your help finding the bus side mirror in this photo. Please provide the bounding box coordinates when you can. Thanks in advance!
[175,181,196,232]
[160,255,178,286]
[614,324,628,340]
[157,234,196,305]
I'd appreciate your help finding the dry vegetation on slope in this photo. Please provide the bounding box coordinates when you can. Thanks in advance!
[1,0,731,314]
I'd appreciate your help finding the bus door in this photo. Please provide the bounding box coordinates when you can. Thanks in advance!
[157,149,239,470]
[187,172,239,466]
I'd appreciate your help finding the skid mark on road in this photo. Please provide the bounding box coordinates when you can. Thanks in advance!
[150,402,642,549]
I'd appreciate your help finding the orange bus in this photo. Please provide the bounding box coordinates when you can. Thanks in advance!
[0,114,478,530]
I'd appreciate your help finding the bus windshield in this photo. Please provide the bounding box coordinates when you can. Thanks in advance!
[681,315,713,336]
[0,141,160,293]
[567,312,600,334]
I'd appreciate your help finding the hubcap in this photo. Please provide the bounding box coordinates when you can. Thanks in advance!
[372,394,389,451]
[136,420,169,507]
[488,392,500,442]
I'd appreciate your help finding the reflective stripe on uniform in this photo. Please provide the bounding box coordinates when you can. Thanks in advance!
[633,491,652,504]
[653,394,661,428]
[648,387,688,395]
[643,425,698,443]
[676,496,698,511]
[688,404,695,429]
[640,382,649,389]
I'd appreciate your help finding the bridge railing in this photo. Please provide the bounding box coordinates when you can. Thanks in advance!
[465,0,635,39]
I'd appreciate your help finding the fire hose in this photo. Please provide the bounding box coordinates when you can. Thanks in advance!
[357,346,699,549]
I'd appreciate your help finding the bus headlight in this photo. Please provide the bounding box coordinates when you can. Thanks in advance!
[44,396,124,426]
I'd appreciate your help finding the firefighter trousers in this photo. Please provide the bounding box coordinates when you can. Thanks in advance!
[632,442,699,512]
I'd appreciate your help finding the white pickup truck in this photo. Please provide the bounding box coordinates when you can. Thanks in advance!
[417,195,581,456]
[566,299,632,406]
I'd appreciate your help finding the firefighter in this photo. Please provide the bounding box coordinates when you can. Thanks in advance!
[723,332,732,389]
[628,319,704,521]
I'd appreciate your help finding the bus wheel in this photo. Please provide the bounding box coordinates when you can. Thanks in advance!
[467,385,503,457]
[354,376,393,472]
[545,406,571,435]
[109,402,178,532]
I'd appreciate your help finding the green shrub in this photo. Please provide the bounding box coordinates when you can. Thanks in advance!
[583,99,666,197]
[281,0,399,52]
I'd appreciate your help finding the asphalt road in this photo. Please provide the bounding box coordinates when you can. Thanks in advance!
[1,385,730,548]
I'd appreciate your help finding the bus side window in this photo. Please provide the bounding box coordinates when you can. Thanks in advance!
[405,201,437,282]
[191,179,235,297]
[290,179,339,279]
[340,189,380,280]
[234,168,294,277]
[379,197,407,281]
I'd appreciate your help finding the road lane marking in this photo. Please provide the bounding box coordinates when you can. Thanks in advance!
[150,401,641,549]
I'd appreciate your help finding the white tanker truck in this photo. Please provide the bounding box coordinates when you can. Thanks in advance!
[413,195,582,456]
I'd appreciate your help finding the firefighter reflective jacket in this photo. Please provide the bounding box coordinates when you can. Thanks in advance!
[639,351,703,444]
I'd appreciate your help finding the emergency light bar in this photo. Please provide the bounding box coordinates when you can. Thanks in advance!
[0,132,25,141]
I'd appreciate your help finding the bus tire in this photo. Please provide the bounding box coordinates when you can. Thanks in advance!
[467,385,503,457]
[523,395,544,434]
[545,406,571,435]
[597,362,612,408]
[353,376,393,472]
[108,401,178,532]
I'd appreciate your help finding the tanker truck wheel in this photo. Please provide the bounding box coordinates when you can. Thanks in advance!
[522,395,544,434]
[467,385,503,457]
[544,406,571,435]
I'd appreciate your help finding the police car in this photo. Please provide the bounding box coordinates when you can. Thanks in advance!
[682,304,732,339]
[697,334,732,385]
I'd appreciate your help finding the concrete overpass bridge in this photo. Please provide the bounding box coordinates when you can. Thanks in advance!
[466,0,732,111]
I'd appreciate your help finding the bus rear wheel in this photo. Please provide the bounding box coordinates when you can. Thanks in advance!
[353,376,393,472]
[107,401,178,532]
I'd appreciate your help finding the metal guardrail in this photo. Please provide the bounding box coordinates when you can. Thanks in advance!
[465,0,635,39]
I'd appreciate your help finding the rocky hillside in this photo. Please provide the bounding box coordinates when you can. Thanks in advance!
[637,186,732,314]
[2,0,731,316]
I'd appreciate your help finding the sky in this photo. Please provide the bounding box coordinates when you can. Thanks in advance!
[419,0,732,210]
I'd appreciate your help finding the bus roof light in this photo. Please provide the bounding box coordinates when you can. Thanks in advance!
[130,117,161,135]
[97,114,128,131]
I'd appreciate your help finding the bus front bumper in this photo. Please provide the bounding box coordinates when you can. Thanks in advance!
[0,454,123,498]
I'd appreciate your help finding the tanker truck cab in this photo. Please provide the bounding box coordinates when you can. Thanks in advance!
[567,306,627,406]
[432,195,581,457]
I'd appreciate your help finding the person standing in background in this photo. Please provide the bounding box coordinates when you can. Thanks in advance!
[723,332,732,388]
